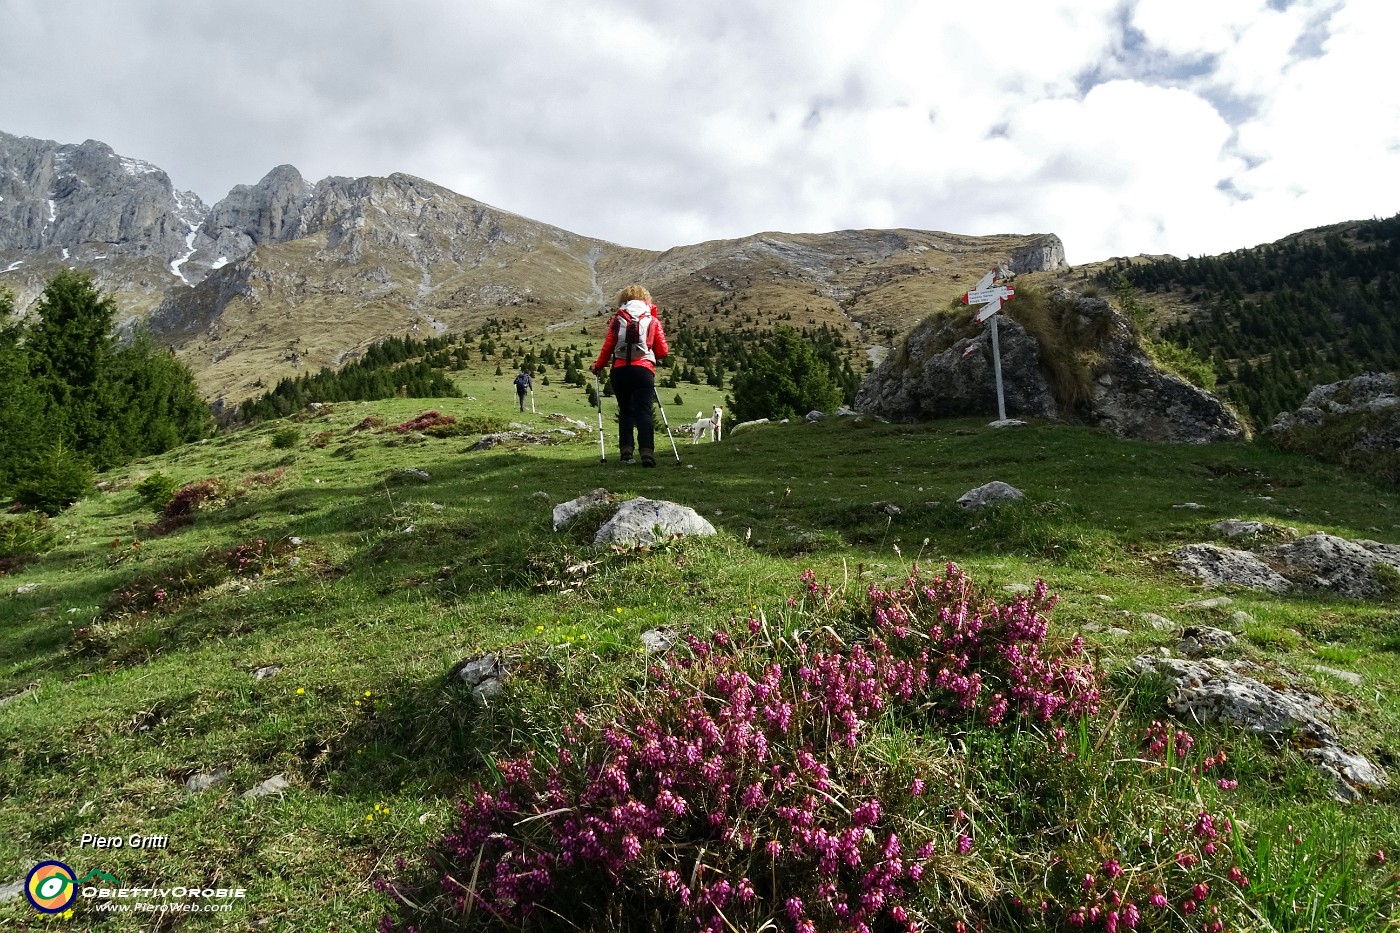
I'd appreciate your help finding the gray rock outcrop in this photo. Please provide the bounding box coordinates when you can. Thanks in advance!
[552,488,615,531]
[1270,533,1400,598]
[197,164,312,264]
[594,498,717,549]
[1268,372,1400,483]
[855,287,1244,443]
[453,653,506,703]
[1270,371,1399,430]
[956,481,1025,509]
[0,131,205,260]
[1130,654,1388,802]
[1178,625,1237,658]
[1172,543,1291,593]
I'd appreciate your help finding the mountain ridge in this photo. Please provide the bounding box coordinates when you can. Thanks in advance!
[0,127,1076,403]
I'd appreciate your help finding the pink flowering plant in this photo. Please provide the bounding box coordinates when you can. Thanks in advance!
[379,563,1143,932]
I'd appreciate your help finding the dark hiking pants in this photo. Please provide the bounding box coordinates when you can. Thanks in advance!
[609,365,655,454]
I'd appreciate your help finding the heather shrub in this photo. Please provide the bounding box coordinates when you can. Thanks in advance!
[378,565,1134,932]
[149,477,231,533]
[392,411,458,434]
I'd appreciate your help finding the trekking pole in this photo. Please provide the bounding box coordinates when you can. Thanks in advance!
[529,384,536,414]
[593,371,607,463]
[652,387,682,463]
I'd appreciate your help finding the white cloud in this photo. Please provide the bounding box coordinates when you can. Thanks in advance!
[0,0,1396,264]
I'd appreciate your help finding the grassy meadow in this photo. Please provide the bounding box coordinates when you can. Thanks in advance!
[2,363,1399,930]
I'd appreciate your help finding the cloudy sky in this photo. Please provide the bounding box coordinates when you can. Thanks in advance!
[2,0,1397,264]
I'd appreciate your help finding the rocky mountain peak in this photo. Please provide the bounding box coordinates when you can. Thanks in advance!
[2,128,1075,404]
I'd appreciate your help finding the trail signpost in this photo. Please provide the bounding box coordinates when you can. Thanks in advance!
[960,268,1016,421]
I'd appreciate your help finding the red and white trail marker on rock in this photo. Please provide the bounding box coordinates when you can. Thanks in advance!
[960,268,1016,421]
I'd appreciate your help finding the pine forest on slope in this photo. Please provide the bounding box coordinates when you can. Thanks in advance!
[1093,214,1400,430]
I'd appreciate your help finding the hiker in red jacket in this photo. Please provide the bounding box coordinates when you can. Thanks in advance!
[591,284,670,466]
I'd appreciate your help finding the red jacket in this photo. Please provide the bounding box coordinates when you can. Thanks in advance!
[593,301,669,373]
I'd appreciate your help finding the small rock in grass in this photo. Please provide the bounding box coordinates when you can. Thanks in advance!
[241,774,291,799]
[1141,613,1176,632]
[186,767,230,794]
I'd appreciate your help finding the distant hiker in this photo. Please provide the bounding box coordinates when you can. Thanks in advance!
[513,370,532,411]
[592,284,670,466]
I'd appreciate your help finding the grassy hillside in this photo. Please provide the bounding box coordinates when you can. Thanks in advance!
[2,384,1399,929]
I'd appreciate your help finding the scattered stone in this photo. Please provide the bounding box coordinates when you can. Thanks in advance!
[641,629,676,655]
[1003,583,1032,595]
[989,418,1027,428]
[453,653,505,703]
[594,498,717,549]
[552,488,615,531]
[1271,533,1400,599]
[1094,594,1114,604]
[872,502,902,516]
[0,879,22,902]
[1301,746,1391,804]
[401,468,431,481]
[1173,502,1205,510]
[1130,655,1388,802]
[252,665,281,681]
[470,430,572,450]
[548,413,592,431]
[1141,612,1177,632]
[730,418,769,434]
[804,410,827,421]
[1179,626,1237,658]
[14,583,39,595]
[1211,519,1266,538]
[0,686,37,707]
[956,481,1024,510]
[1107,627,1133,638]
[241,773,291,799]
[834,408,862,417]
[1312,665,1364,687]
[531,491,551,500]
[289,536,303,547]
[1180,596,1234,610]
[1172,544,1291,594]
[1229,610,1254,626]
[186,766,230,794]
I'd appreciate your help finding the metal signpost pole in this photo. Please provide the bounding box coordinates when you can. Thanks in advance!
[989,313,1007,422]
[961,267,1015,424]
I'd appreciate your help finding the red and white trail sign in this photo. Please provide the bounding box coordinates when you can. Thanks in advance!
[960,269,1015,321]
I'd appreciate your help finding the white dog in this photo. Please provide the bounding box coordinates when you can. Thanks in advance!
[688,407,723,443]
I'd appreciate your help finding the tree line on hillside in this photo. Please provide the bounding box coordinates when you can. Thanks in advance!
[238,332,463,421]
[0,271,211,514]
[239,310,867,427]
[667,315,866,420]
[1096,213,1400,428]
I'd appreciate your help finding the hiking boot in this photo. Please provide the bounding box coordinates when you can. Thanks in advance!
[620,447,634,463]
[641,449,656,467]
